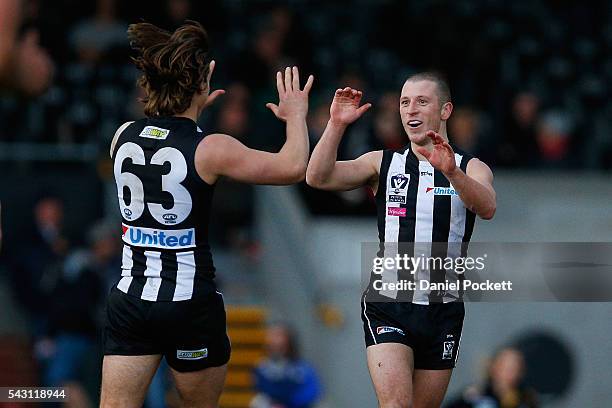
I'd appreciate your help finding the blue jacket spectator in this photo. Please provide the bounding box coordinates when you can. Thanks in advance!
[252,324,322,408]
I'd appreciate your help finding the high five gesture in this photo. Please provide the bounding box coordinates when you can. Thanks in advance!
[329,87,372,126]
[198,67,314,185]
[266,66,314,121]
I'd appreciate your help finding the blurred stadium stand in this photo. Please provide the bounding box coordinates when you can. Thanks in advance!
[0,0,610,407]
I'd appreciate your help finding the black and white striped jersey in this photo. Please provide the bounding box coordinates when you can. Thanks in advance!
[371,144,476,304]
[111,116,215,302]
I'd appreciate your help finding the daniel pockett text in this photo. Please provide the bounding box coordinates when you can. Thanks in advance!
[371,253,513,293]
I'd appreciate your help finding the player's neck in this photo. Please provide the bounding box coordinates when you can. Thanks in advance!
[411,130,449,161]
[174,104,199,123]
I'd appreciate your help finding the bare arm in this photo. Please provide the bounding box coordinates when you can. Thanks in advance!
[415,131,496,220]
[447,158,496,219]
[196,66,313,185]
[306,87,379,191]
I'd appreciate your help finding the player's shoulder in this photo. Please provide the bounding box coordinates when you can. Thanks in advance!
[196,133,236,152]
[109,120,136,158]
[195,133,240,165]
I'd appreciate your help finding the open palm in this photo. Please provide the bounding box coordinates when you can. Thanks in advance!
[414,131,457,175]
[330,87,372,126]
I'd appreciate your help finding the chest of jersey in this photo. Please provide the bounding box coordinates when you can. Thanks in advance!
[378,149,474,244]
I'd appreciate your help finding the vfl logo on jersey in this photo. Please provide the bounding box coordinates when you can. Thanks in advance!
[139,126,170,140]
[387,207,406,217]
[388,173,410,204]
[426,186,458,196]
[122,224,196,249]
[176,348,208,360]
[442,341,455,360]
[376,326,405,336]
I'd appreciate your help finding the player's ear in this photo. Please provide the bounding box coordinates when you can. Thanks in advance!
[440,101,453,121]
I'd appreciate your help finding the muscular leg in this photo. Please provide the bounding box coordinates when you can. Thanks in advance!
[170,364,227,408]
[100,355,162,408]
[367,343,414,408]
[412,369,453,408]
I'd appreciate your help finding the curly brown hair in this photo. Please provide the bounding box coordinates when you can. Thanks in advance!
[127,21,211,117]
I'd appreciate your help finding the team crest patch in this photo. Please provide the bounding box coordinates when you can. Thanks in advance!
[139,126,170,140]
[376,326,405,336]
[177,348,208,360]
[388,173,410,204]
[442,341,455,360]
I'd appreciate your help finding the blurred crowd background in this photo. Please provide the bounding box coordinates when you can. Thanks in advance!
[0,0,610,407]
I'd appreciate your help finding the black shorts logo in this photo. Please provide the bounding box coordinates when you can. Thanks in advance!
[442,341,455,360]
[177,348,208,360]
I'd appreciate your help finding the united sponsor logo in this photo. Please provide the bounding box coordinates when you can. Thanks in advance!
[387,207,406,217]
[442,341,455,359]
[176,348,208,360]
[426,186,458,196]
[376,326,405,336]
[139,126,170,140]
[122,224,196,249]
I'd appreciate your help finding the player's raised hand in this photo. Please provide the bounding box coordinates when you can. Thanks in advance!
[414,131,457,175]
[202,60,225,108]
[329,87,372,126]
[266,66,314,122]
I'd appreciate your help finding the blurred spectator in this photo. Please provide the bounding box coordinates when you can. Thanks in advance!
[162,0,193,30]
[208,83,256,250]
[31,219,123,407]
[86,219,121,294]
[448,106,496,162]
[251,324,322,408]
[445,347,538,408]
[449,107,481,152]
[369,91,405,151]
[498,92,541,167]
[535,111,574,168]
[8,196,69,330]
[0,0,53,96]
[68,0,127,64]
[34,247,101,385]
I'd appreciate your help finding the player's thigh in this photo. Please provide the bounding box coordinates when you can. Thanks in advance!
[100,354,162,408]
[170,364,227,408]
[412,369,453,408]
[367,343,414,408]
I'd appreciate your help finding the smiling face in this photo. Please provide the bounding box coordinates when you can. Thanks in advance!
[399,79,452,145]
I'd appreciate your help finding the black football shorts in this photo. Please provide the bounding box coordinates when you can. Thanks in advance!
[361,295,464,370]
[104,285,231,372]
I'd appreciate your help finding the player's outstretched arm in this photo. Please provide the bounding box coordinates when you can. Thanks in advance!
[196,66,313,185]
[306,87,380,191]
[415,131,496,220]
